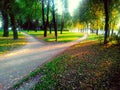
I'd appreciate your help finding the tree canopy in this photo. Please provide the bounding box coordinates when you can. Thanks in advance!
[0,0,120,43]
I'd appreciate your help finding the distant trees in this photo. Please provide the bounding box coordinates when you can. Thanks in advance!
[73,0,120,44]
[60,0,71,34]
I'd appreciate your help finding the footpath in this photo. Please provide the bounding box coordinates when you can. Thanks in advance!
[0,33,87,90]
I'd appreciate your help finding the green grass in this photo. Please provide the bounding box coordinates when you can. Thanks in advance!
[26,30,84,42]
[32,55,69,90]
[0,30,26,55]
[87,34,104,40]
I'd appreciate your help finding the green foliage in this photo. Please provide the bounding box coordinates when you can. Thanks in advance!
[17,0,42,22]
[73,0,120,44]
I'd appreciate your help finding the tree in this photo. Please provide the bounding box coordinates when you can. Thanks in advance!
[0,0,19,39]
[9,13,18,39]
[73,0,118,44]
[8,0,19,39]
[1,0,10,37]
[61,0,71,33]
[52,0,57,41]
[103,0,109,44]
[41,0,51,37]
[42,0,46,37]
[1,11,9,37]
[46,0,50,35]
[13,0,42,31]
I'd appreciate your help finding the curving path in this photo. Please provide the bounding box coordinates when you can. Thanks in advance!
[0,33,87,90]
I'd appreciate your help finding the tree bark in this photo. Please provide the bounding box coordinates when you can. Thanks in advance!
[42,0,47,37]
[9,13,18,40]
[52,0,57,41]
[60,16,64,34]
[49,23,52,34]
[96,20,99,35]
[103,0,109,44]
[46,0,50,35]
[1,11,9,37]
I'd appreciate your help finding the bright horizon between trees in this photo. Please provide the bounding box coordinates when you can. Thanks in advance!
[56,0,82,16]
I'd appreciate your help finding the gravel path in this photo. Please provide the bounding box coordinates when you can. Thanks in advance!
[0,33,87,90]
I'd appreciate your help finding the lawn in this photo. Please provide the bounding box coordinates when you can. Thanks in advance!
[0,30,26,55]
[26,30,84,42]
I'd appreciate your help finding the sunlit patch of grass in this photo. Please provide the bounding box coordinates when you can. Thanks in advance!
[26,30,44,37]
[87,34,104,41]
[25,30,84,42]
[0,30,26,55]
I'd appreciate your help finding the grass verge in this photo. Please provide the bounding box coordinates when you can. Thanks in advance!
[0,30,27,55]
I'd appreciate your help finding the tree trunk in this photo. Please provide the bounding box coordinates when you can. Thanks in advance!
[42,0,47,37]
[49,23,52,34]
[27,18,30,32]
[96,30,98,35]
[1,11,9,37]
[9,13,18,40]
[46,0,50,36]
[111,21,115,36]
[52,0,57,41]
[103,0,109,44]
[96,20,99,35]
[60,16,64,34]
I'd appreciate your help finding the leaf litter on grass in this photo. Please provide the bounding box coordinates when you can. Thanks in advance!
[33,41,120,90]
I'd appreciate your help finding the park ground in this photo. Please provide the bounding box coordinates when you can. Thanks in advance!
[32,37,120,90]
[11,32,120,90]
[0,31,120,90]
